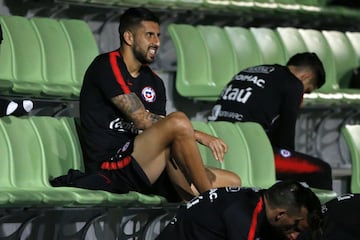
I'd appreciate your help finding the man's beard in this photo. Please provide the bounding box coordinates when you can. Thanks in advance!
[133,47,154,65]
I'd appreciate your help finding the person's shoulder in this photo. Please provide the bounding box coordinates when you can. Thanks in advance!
[141,65,163,81]
[93,51,112,62]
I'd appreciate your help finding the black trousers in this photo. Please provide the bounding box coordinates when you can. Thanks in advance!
[273,146,333,190]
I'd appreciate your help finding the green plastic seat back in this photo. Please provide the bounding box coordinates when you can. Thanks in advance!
[341,125,360,193]
[224,26,262,72]
[0,116,44,188]
[322,30,358,88]
[168,24,214,98]
[298,28,338,92]
[1,15,43,94]
[236,122,276,188]
[31,17,75,96]
[191,121,221,168]
[0,117,13,186]
[29,117,84,184]
[0,17,14,90]
[197,25,237,95]
[276,27,308,60]
[59,19,99,95]
[208,121,252,187]
[346,31,360,66]
[250,27,286,65]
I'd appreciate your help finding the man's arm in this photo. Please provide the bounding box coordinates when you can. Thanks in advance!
[194,130,228,162]
[111,92,163,130]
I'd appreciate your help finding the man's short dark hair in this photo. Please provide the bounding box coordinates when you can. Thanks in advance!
[118,7,160,45]
[265,180,323,232]
[286,52,326,89]
[0,23,3,45]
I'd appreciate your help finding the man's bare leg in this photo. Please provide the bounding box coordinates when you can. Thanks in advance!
[133,111,241,197]
[132,111,212,193]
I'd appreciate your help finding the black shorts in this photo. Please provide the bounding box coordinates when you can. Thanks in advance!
[71,139,182,203]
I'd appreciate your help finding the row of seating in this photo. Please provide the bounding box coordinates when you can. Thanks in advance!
[0,15,98,99]
[168,24,360,105]
[0,115,336,208]
[192,120,337,203]
[0,116,167,207]
[56,0,360,19]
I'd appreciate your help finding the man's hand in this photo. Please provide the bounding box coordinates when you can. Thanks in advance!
[194,130,228,162]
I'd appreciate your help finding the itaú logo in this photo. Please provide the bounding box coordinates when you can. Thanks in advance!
[221,85,253,103]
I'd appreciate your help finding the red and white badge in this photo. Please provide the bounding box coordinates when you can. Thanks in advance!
[141,86,156,102]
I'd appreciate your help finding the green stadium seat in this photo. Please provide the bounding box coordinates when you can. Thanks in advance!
[275,0,301,11]
[168,24,217,99]
[237,121,336,202]
[88,0,117,5]
[175,0,205,9]
[250,27,286,65]
[254,0,278,9]
[322,30,360,102]
[31,116,163,206]
[196,25,238,97]
[0,116,76,206]
[345,31,360,66]
[31,17,78,98]
[0,118,43,206]
[235,122,276,189]
[276,27,320,104]
[204,0,230,9]
[341,125,360,193]
[1,15,43,95]
[298,28,343,102]
[208,121,253,187]
[229,0,255,9]
[0,17,14,92]
[191,121,221,169]
[224,26,262,72]
[276,27,308,59]
[59,19,99,97]
[140,0,176,8]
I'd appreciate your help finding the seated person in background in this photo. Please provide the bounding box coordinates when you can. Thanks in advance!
[156,180,323,240]
[208,52,333,190]
[51,7,240,202]
[297,193,360,240]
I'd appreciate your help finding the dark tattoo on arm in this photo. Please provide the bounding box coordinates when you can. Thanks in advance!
[148,113,162,124]
[112,92,163,129]
[115,92,144,116]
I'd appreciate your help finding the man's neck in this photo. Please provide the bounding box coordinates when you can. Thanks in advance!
[119,48,142,78]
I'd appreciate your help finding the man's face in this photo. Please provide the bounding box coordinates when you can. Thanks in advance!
[273,207,309,240]
[131,20,160,64]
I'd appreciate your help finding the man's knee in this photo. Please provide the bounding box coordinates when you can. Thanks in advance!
[166,111,193,135]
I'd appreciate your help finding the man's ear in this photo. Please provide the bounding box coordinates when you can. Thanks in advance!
[275,209,287,221]
[300,69,314,83]
[123,30,133,46]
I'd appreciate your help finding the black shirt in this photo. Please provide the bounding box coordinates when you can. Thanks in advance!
[320,194,360,240]
[208,64,303,150]
[80,50,166,169]
[157,187,277,240]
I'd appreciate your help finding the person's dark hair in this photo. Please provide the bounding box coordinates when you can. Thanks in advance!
[265,180,323,233]
[286,52,326,89]
[0,23,3,45]
[118,7,160,45]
